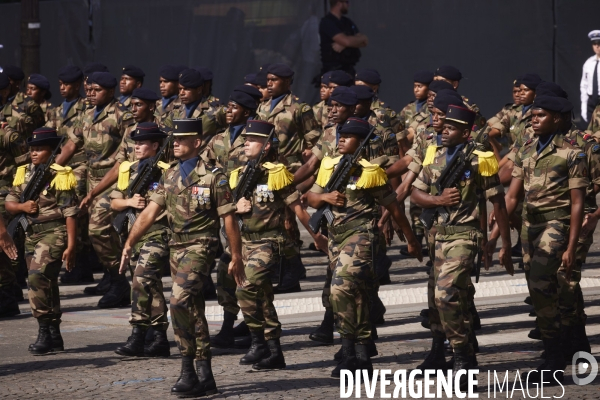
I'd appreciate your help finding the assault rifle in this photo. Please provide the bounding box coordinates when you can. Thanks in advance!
[308,125,376,234]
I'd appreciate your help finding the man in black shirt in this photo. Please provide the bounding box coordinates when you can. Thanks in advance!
[319,0,368,76]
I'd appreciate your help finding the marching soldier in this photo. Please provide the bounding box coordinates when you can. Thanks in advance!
[6,127,78,355]
[156,64,186,125]
[313,71,333,129]
[82,63,109,108]
[118,65,145,108]
[398,70,434,153]
[120,118,245,398]
[485,76,523,156]
[354,68,401,134]
[25,74,54,123]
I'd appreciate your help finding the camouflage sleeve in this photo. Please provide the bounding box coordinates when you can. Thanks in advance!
[69,117,85,151]
[505,140,521,163]
[56,189,78,217]
[109,189,124,200]
[568,149,590,189]
[118,109,135,139]
[309,181,324,194]
[5,183,21,203]
[368,183,396,207]
[26,100,45,134]
[412,165,431,193]
[44,107,59,129]
[588,145,600,185]
[277,186,301,206]
[473,158,504,199]
[113,131,130,164]
[149,175,167,207]
[214,106,227,132]
[311,141,334,161]
[212,172,236,216]
[386,108,401,134]
[511,150,525,181]
[1,130,28,165]
[297,104,321,148]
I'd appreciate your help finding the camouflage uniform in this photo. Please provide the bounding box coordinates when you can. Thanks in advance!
[234,162,299,339]
[149,158,235,360]
[502,106,535,164]
[587,104,600,134]
[398,101,428,141]
[513,134,588,340]
[155,97,182,126]
[486,103,522,155]
[164,99,222,142]
[370,97,401,136]
[111,161,170,330]
[6,164,77,323]
[0,92,45,140]
[313,100,331,129]
[311,158,396,342]
[461,96,486,130]
[39,101,55,124]
[413,144,503,352]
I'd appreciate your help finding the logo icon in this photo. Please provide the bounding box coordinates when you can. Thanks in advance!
[572,351,598,385]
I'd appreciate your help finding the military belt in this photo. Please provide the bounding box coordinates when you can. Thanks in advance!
[328,217,372,236]
[285,154,302,165]
[88,167,113,178]
[70,153,88,165]
[171,231,214,243]
[242,229,283,241]
[525,208,570,224]
[30,219,64,234]
[433,224,479,235]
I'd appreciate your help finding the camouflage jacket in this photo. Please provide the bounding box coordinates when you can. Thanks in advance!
[461,96,487,130]
[413,144,504,228]
[6,163,78,224]
[313,100,331,129]
[119,96,132,109]
[504,106,535,163]
[256,92,321,167]
[163,98,225,139]
[1,92,45,140]
[204,125,247,175]
[370,97,401,135]
[45,97,88,168]
[0,128,28,191]
[513,133,589,216]
[587,104,600,134]
[73,99,135,173]
[39,101,55,124]
[114,117,162,164]
[155,96,183,126]
[399,101,428,140]
[563,126,600,212]
[149,158,235,237]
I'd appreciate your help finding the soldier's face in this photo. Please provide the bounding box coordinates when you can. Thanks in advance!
[519,84,535,106]
[512,86,521,105]
[159,78,178,98]
[338,133,360,154]
[354,100,371,118]
[26,84,45,104]
[431,107,446,131]
[441,122,469,147]
[30,145,52,165]
[267,74,290,98]
[131,98,155,122]
[90,84,114,107]
[244,136,270,159]
[226,101,249,125]
[173,136,201,159]
[320,83,330,101]
[120,75,141,96]
[331,100,355,124]
[531,108,559,135]
[84,79,93,99]
[414,83,429,101]
[179,85,202,105]
[59,80,81,101]
[134,140,159,160]
[426,90,437,108]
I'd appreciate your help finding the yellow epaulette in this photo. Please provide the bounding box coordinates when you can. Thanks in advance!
[315,156,342,187]
[117,161,138,191]
[229,166,243,189]
[157,161,170,171]
[423,145,440,166]
[356,159,387,188]
[473,150,499,176]
[263,162,294,191]
[13,165,28,186]
[49,164,77,191]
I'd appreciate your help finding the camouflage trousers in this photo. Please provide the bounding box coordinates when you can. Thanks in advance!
[556,235,591,327]
[87,175,121,272]
[328,226,374,343]
[428,229,478,351]
[410,200,425,237]
[522,220,569,340]
[73,164,90,254]
[216,244,240,316]
[129,229,170,330]
[0,193,17,289]
[25,223,67,323]
[236,237,284,340]
[169,234,220,360]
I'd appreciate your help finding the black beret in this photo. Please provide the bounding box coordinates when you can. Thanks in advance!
[0,72,9,90]
[195,67,213,81]
[244,120,275,138]
[172,119,203,136]
[2,65,25,81]
[433,94,464,114]
[339,117,371,138]
[556,97,574,113]
[130,122,167,141]
[428,80,455,93]
[28,74,52,100]
[349,84,374,101]
[330,86,358,106]
[329,70,353,86]
[255,64,271,87]
[89,72,117,88]
[267,63,294,78]
[28,127,62,147]
[122,64,145,79]
[58,65,83,83]
[521,73,542,90]
[436,88,462,100]
[83,62,109,77]
[413,70,434,85]
[159,65,186,81]
[132,87,160,102]
[535,82,568,99]
[532,95,564,112]
[244,73,257,84]
[355,69,381,85]
[230,90,258,110]
[435,65,462,81]
[321,71,333,85]
[178,68,204,88]
[513,75,524,87]
[446,105,476,127]
[233,84,262,101]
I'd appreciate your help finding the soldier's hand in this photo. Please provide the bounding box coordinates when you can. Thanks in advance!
[488,210,496,231]
[62,247,75,271]
[498,245,514,275]
[382,218,394,246]
[236,198,252,214]
[581,213,598,238]
[120,245,132,275]
[228,256,246,287]
[484,238,497,271]
[0,230,18,260]
[438,188,461,207]
[129,194,146,209]
[300,192,309,208]
[313,233,328,253]
[323,191,346,207]
[562,248,576,281]
[407,239,423,262]
[79,193,93,216]
[22,200,38,214]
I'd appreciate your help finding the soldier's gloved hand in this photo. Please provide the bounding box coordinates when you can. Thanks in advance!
[438,188,461,207]
[228,255,246,287]
[128,194,146,209]
[119,245,133,274]
[323,191,346,207]
[313,233,328,253]
[0,230,18,260]
[498,244,513,276]
[236,198,252,214]
[62,246,75,271]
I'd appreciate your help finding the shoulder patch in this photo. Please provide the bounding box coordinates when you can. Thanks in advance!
[217,178,228,187]
[578,152,587,158]
[389,111,397,118]
[302,104,311,113]
[593,144,600,153]
[122,111,133,120]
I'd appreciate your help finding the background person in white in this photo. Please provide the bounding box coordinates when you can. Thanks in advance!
[580,30,600,123]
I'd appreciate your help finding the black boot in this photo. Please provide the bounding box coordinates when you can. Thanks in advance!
[470,330,479,354]
[469,302,481,331]
[528,338,565,385]
[309,308,334,345]
[193,359,218,397]
[252,338,286,370]
[528,325,542,340]
[30,320,54,355]
[171,356,199,396]
[144,329,170,357]
[115,326,146,356]
[560,325,574,361]
[453,345,477,392]
[233,320,251,349]
[201,274,217,301]
[0,285,20,318]
[211,311,236,349]
[572,322,591,354]
[239,330,269,365]
[98,271,131,308]
[375,252,392,285]
[84,270,110,295]
[416,336,447,371]
[48,322,64,351]
[273,254,303,294]
[355,343,374,377]
[511,236,522,257]
[331,338,357,378]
